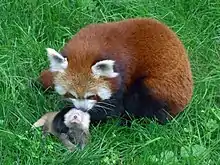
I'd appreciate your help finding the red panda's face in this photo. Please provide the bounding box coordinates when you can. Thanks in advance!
[46,48,119,111]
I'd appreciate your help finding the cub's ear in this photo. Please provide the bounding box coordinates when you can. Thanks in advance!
[46,48,68,72]
[91,60,119,78]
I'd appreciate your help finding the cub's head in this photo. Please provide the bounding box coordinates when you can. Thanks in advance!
[46,48,120,111]
[64,108,90,130]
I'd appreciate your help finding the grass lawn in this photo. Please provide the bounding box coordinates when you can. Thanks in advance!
[1,0,220,164]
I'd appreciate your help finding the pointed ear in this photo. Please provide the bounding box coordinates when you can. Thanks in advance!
[91,60,119,78]
[46,48,68,72]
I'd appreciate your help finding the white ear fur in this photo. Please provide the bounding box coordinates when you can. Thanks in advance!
[46,48,68,72]
[91,60,119,78]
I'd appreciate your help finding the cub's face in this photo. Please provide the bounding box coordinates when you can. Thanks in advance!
[46,48,119,111]
[64,108,90,130]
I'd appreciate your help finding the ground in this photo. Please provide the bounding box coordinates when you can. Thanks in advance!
[0,0,220,164]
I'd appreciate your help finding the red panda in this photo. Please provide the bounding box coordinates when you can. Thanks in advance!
[40,18,193,124]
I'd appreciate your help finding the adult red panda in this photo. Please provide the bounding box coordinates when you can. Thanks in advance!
[40,18,193,125]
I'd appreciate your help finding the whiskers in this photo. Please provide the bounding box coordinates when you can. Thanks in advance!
[96,101,116,108]
[93,101,116,114]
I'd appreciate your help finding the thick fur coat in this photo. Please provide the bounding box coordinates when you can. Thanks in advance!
[39,18,193,124]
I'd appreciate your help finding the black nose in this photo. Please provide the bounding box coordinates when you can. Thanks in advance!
[73,115,77,119]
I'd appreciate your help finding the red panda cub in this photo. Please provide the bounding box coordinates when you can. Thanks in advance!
[32,107,90,151]
[42,18,193,125]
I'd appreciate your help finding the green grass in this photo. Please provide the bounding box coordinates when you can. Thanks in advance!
[0,0,220,164]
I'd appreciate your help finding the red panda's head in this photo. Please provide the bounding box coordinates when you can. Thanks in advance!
[46,48,120,111]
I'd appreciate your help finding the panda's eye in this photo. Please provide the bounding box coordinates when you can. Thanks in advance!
[64,93,77,99]
[86,95,97,100]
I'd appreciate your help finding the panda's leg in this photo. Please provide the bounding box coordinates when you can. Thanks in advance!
[122,77,175,125]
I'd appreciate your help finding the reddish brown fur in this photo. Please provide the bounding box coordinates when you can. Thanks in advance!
[40,69,54,89]
[40,18,193,116]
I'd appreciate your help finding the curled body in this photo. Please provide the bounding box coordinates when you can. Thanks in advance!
[63,108,90,149]
[32,107,90,151]
[39,18,193,124]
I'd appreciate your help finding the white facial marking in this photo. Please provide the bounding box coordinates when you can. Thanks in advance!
[69,99,97,110]
[54,85,67,95]
[84,92,95,98]
[91,60,119,78]
[97,86,112,100]
[69,90,78,98]
[46,48,68,72]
